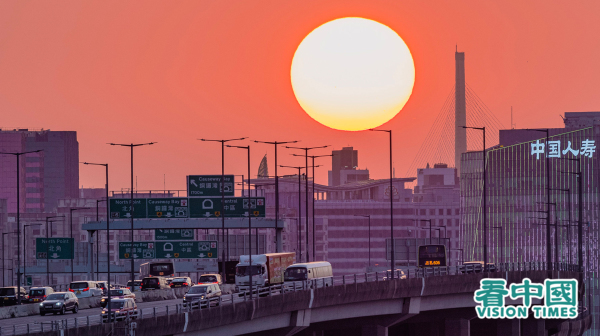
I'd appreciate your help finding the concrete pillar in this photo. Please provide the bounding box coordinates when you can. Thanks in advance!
[361,325,388,336]
[521,318,545,336]
[496,319,520,336]
[445,318,469,336]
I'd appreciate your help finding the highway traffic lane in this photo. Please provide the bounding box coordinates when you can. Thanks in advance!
[0,298,183,328]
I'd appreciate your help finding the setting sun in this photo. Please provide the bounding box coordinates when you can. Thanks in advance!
[291,17,415,131]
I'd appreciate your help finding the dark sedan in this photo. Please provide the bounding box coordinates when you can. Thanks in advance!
[0,287,28,306]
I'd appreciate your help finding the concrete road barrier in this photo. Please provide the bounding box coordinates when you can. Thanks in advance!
[0,303,39,319]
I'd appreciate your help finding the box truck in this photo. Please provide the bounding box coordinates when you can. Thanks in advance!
[235,252,296,291]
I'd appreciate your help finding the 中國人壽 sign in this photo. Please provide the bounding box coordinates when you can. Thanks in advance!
[530,139,596,160]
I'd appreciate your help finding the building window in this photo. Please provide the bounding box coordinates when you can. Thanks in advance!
[446,209,451,215]
[420,209,426,215]
[455,209,460,215]
[438,209,443,216]
[429,209,435,216]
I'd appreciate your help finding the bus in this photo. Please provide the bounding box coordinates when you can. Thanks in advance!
[139,261,175,278]
[284,261,333,289]
[417,245,447,267]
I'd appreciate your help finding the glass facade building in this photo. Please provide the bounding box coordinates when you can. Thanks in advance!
[461,125,600,334]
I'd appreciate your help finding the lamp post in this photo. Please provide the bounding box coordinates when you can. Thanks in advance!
[95,199,107,280]
[354,215,371,268]
[0,149,43,303]
[280,165,307,261]
[108,143,155,289]
[199,138,246,280]
[369,128,394,277]
[415,219,433,244]
[525,129,551,268]
[70,207,90,282]
[452,248,464,265]
[551,188,572,265]
[558,157,583,271]
[82,162,110,299]
[226,144,254,298]
[2,232,16,286]
[254,140,298,252]
[286,145,329,263]
[23,224,42,285]
[462,126,487,269]
[45,215,65,285]
[293,153,332,261]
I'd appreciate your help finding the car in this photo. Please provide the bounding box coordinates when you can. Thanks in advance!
[141,276,170,291]
[166,278,174,286]
[198,274,222,285]
[39,292,79,315]
[100,288,136,308]
[127,280,142,292]
[183,284,222,306]
[28,287,55,303]
[170,277,192,288]
[381,269,407,281]
[69,281,103,298]
[101,298,138,322]
[96,281,110,295]
[0,286,28,306]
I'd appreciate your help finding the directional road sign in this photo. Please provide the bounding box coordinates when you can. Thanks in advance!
[36,238,74,260]
[155,241,218,259]
[189,197,265,218]
[110,199,147,219]
[155,229,194,240]
[187,175,234,197]
[147,198,188,218]
[118,242,155,259]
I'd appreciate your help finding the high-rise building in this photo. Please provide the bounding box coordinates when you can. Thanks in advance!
[328,147,369,186]
[0,129,79,213]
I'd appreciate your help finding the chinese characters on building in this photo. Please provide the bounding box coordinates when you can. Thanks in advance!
[531,139,595,160]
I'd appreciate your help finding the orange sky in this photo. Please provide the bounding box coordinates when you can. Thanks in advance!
[1,1,600,190]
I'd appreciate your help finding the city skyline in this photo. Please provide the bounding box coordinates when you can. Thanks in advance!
[1,1,599,190]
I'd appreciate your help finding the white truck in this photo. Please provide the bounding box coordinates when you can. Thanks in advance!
[235,252,296,292]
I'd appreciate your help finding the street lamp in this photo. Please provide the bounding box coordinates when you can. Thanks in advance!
[369,128,394,277]
[286,145,329,263]
[462,125,487,270]
[226,144,254,299]
[558,157,583,271]
[293,153,332,261]
[23,223,42,285]
[2,232,16,286]
[82,161,111,309]
[70,207,90,282]
[199,137,246,280]
[280,165,307,262]
[108,142,155,288]
[551,188,572,265]
[354,215,371,267]
[525,128,551,268]
[254,140,298,252]
[414,219,433,244]
[45,215,65,285]
[452,248,464,265]
[0,149,43,303]
[95,199,107,280]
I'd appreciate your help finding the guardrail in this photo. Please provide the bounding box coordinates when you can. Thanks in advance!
[0,262,584,336]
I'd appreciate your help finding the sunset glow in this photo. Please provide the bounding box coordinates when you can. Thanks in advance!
[291,17,415,131]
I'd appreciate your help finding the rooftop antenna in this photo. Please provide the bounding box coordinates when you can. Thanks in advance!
[511,106,516,129]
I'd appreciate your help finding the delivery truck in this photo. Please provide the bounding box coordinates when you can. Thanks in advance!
[235,252,296,292]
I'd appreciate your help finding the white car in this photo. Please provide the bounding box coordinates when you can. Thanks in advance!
[68,281,102,298]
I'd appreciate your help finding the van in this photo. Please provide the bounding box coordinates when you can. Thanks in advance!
[69,281,103,298]
[183,284,222,306]
[141,276,170,291]
[28,287,55,303]
[198,274,222,285]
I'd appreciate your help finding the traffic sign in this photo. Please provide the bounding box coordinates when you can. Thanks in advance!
[187,175,234,197]
[189,197,266,218]
[155,241,218,259]
[36,238,74,260]
[155,229,194,240]
[118,242,155,259]
[110,199,147,219]
[147,198,188,218]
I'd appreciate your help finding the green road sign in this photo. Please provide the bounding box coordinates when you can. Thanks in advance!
[118,242,155,259]
[26,276,32,286]
[187,175,234,197]
[36,238,74,260]
[155,229,194,240]
[155,241,218,259]
[147,198,188,218]
[189,197,265,218]
[110,199,147,219]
